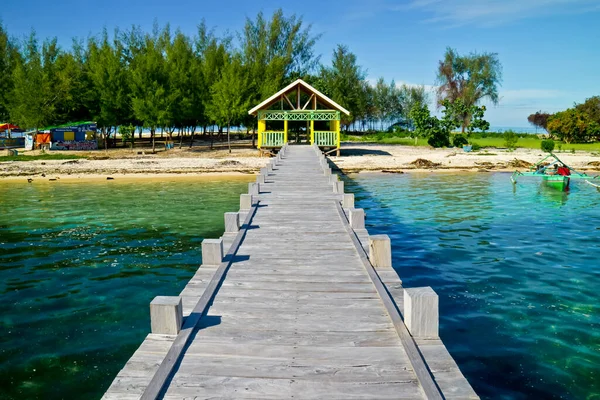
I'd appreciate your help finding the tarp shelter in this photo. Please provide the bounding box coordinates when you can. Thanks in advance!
[248,79,350,156]
[0,123,20,132]
[0,123,24,149]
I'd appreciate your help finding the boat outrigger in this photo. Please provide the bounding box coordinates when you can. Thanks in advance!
[511,153,600,192]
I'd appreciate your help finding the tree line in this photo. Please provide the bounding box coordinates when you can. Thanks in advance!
[528,96,600,144]
[0,11,434,151]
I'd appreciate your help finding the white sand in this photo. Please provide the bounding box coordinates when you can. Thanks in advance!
[2,143,599,181]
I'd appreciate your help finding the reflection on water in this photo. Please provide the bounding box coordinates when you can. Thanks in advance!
[0,178,250,399]
[346,172,600,400]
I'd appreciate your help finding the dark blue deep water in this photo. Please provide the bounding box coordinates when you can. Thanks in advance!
[346,172,600,400]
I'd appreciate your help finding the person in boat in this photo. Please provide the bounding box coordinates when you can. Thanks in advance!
[557,163,571,176]
[546,164,558,175]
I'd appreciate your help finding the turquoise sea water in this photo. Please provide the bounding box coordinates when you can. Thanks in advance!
[346,172,600,400]
[0,177,251,399]
[1,173,598,399]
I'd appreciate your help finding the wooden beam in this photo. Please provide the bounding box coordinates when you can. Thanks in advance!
[297,84,301,109]
[283,94,295,110]
[302,93,315,110]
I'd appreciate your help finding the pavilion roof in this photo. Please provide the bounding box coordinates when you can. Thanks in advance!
[248,79,350,116]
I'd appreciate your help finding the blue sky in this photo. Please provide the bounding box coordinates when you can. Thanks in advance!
[2,0,600,128]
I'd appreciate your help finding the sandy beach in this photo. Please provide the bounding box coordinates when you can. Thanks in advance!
[2,143,599,181]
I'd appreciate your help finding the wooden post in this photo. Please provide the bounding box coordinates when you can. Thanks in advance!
[267,163,273,172]
[240,194,253,210]
[150,296,183,335]
[329,175,338,185]
[404,287,439,338]
[349,208,365,229]
[334,181,344,194]
[260,167,267,175]
[257,174,265,184]
[248,182,259,195]
[369,235,391,268]
[343,193,354,209]
[202,238,224,265]
[224,212,239,233]
[324,168,331,177]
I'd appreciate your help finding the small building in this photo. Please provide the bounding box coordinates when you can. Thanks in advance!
[43,121,98,150]
[248,79,350,156]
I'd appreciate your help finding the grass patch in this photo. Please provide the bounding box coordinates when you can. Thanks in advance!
[0,154,85,162]
[343,132,600,151]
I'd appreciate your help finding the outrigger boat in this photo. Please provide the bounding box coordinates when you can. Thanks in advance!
[511,153,600,192]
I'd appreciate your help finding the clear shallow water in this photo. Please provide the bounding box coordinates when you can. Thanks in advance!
[0,178,250,399]
[346,172,600,400]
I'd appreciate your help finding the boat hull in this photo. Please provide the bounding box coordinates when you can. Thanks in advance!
[543,175,569,191]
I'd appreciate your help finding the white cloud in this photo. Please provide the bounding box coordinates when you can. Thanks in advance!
[402,0,600,27]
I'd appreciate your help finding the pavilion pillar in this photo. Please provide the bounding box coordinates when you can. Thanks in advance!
[336,118,341,156]
[284,119,288,144]
[258,119,265,149]
[310,120,315,145]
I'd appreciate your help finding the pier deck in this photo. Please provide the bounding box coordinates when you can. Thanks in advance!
[103,145,478,399]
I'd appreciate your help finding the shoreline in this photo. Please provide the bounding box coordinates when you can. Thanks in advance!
[2,144,599,181]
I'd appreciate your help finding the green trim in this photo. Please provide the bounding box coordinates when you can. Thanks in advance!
[262,131,285,147]
[314,131,337,146]
[258,110,340,121]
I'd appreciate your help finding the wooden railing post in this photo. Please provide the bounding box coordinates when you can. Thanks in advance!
[343,193,354,209]
[349,208,365,229]
[150,296,183,335]
[248,182,259,195]
[404,287,439,338]
[240,194,253,210]
[224,212,240,233]
[202,238,224,265]
[368,235,391,268]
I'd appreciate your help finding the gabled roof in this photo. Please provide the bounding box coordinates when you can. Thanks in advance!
[248,79,350,116]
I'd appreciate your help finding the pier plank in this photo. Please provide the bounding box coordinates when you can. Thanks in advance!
[103,145,478,400]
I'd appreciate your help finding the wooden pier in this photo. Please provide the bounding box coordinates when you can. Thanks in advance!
[103,145,478,400]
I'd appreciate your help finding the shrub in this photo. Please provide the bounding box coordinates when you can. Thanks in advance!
[452,134,468,147]
[503,130,519,150]
[471,142,482,151]
[541,139,555,153]
[427,129,451,148]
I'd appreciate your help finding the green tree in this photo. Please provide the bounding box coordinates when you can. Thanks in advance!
[129,26,172,152]
[320,45,366,129]
[195,21,229,143]
[436,47,502,132]
[10,31,56,133]
[241,9,320,102]
[409,101,452,148]
[88,29,130,149]
[399,84,428,132]
[0,21,19,122]
[547,108,600,144]
[575,96,600,126]
[53,39,93,124]
[207,53,250,153]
